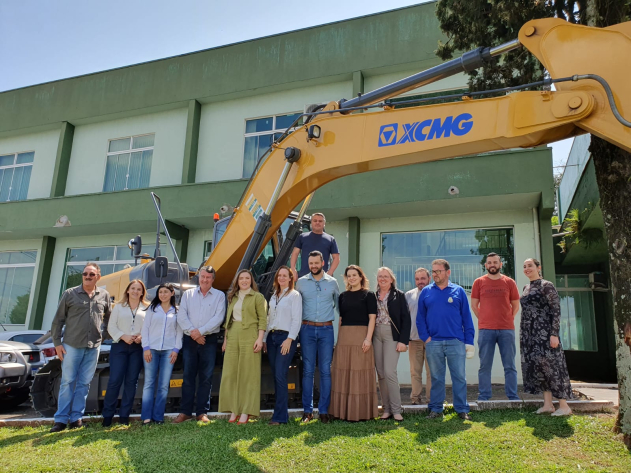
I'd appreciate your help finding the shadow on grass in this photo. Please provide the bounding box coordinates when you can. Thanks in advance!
[1,408,581,472]
[478,407,575,440]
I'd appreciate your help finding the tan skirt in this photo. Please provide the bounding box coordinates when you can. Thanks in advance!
[329,325,379,421]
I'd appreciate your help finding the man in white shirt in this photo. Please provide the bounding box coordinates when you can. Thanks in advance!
[405,267,432,404]
[174,266,226,423]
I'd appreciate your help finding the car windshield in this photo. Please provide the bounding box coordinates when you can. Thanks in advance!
[10,333,44,344]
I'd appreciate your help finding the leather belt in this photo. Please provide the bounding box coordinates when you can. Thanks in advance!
[302,321,333,326]
[269,329,288,334]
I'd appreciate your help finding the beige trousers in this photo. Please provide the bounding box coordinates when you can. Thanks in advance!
[373,324,402,415]
[408,339,431,403]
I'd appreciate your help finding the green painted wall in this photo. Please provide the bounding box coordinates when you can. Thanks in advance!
[196,80,352,183]
[28,236,56,330]
[0,149,552,241]
[182,100,201,184]
[0,129,59,200]
[0,3,444,135]
[66,108,187,196]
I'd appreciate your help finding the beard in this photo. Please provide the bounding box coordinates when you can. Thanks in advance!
[310,267,323,275]
[487,267,500,275]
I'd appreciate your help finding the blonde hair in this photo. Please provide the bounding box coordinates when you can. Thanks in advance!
[119,279,149,308]
[273,266,295,297]
[227,269,259,303]
[343,265,370,291]
[376,266,397,293]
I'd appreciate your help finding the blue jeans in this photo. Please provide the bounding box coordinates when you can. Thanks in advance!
[54,344,100,423]
[141,349,175,422]
[267,331,298,423]
[101,342,144,419]
[477,329,518,400]
[180,334,217,416]
[426,339,469,414]
[300,324,334,414]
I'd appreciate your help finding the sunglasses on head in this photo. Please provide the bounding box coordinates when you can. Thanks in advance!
[82,272,97,277]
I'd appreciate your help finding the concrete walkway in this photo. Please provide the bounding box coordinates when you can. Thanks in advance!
[573,384,619,407]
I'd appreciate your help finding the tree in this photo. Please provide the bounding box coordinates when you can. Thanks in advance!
[9,292,30,325]
[435,0,631,447]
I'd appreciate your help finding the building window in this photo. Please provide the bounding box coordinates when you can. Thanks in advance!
[555,275,598,351]
[381,228,515,293]
[62,244,173,291]
[103,134,154,192]
[0,251,37,325]
[243,113,303,179]
[0,151,34,202]
[203,240,212,259]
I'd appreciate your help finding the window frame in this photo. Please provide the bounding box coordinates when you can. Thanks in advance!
[242,112,303,179]
[555,274,599,352]
[61,243,171,294]
[0,150,35,202]
[379,226,516,293]
[103,133,155,192]
[0,250,37,326]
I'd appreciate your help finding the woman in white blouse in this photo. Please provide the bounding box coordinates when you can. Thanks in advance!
[263,266,302,425]
[102,279,149,427]
[141,283,182,425]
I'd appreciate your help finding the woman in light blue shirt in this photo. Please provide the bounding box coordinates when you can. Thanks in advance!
[141,283,182,424]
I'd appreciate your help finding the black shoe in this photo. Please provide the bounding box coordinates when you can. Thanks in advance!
[301,413,313,423]
[319,414,330,424]
[50,422,67,433]
[458,412,472,421]
[427,411,443,419]
[102,417,113,427]
[118,417,130,425]
[68,419,83,429]
[142,420,152,426]
[153,420,164,425]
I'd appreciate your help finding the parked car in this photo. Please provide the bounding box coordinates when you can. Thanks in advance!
[32,331,112,366]
[0,340,44,409]
[0,330,47,344]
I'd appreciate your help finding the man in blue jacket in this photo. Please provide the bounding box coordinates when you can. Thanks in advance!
[417,259,475,420]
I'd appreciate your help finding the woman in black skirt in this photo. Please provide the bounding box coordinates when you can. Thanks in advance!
[520,258,572,416]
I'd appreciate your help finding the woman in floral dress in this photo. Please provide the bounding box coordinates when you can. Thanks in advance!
[520,258,573,416]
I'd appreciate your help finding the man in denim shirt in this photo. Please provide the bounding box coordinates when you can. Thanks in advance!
[295,251,339,424]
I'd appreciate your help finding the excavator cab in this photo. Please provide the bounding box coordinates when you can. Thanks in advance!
[211,212,311,291]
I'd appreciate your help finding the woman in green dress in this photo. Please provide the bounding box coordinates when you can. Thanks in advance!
[218,269,267,424]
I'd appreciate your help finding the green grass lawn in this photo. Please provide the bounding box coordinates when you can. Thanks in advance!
[1,409,629,472]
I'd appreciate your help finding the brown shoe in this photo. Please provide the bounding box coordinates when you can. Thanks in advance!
[196,414,210,423]
[319,413,331,424]
[301,412,313,423]
[68,419,83,429]
[173,413,193,424]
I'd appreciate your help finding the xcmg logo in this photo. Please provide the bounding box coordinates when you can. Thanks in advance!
[378,113,473,147]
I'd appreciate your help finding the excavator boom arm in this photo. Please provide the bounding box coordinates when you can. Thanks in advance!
[207,18,631,290]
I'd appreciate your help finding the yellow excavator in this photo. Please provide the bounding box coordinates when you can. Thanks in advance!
[32,18,631,416]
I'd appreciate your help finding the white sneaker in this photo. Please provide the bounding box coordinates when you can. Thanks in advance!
[551,407,572,417]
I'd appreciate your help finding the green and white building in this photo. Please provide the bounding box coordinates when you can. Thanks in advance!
[0,3,558,385]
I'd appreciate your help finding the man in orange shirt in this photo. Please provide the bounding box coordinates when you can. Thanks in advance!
[471,253,521,401]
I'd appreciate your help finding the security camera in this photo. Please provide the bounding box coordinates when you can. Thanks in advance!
[448,186,460,195]
[220,204,235,214]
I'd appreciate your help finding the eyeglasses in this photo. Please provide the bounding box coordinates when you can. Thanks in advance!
[431,270,446,275]
[82,272,97,277]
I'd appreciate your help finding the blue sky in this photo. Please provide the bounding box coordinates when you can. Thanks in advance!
[0,0,572,168]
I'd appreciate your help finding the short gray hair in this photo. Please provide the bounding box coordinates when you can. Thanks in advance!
[199,265,215,275]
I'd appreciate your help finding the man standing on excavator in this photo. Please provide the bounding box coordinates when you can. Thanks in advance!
[291,213,340,279]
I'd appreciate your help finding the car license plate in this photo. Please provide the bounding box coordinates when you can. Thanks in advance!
[169,379,183,388]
